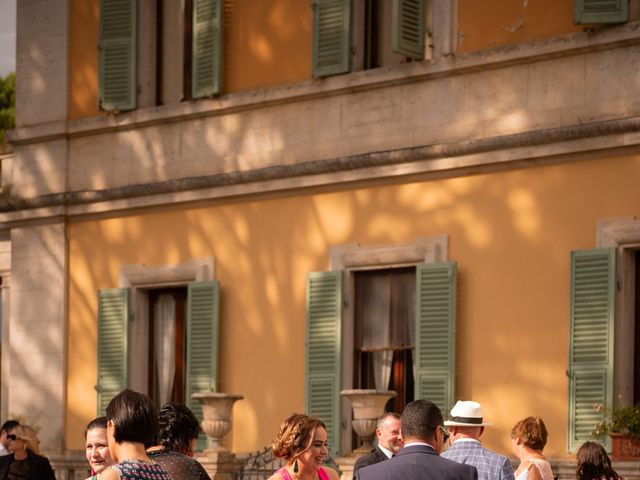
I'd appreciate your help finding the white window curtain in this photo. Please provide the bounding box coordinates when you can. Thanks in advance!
[154,293,176,406]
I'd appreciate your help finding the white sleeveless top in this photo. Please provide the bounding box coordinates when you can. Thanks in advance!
[515,458,554,480]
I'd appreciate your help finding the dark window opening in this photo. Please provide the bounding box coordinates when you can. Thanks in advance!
[361,0,410,71]
[148,287,188,408]
[634,250,640,404]
[354,266,416,415]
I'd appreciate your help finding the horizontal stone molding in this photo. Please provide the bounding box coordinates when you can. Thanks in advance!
[0,115,639,219]
[7,21,640,146]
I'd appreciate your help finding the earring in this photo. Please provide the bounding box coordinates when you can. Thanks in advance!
[293,458,299,474]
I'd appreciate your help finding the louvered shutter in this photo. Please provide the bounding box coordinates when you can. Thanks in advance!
[574,0,628,24]
[568,249,615,452]
[392,0,425,59]
[306,271,342,454]
[97,288,129,415]
[99,0,137,111]
[186,281,220,450]
[414,262,456,414]
[192,0,223,98]
[312,0,351,78]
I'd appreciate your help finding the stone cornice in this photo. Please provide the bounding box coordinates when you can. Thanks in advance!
[7,20,640,147]
[0,113,639,226]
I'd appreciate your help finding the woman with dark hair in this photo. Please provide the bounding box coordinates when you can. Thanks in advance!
[511,416,553,480]
[146,403,211,479]
[576,442,621,480]
[99,389,171,480]
[84,416,113,480]
[267,413,339,480]
[0,424,56,479]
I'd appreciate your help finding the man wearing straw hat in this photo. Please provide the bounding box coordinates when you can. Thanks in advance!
[442,401,515,480]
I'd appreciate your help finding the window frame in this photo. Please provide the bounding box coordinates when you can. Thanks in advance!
[329,235,448,451]
[596,217,640,406]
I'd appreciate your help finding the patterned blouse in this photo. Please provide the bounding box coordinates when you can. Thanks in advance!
[147,449,211,480]
[109,460,172,479]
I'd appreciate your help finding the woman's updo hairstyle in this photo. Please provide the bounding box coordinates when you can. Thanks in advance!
[511,416,548,451]
[272,413,326,460]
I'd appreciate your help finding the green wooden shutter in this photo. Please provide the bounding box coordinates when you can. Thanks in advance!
[574,0,628,24]
[306,271,342,454]
[97,288,129,415]
[192,0,223,98]
[312,0,351,78]
[99,0,137,111]
[392,0,425,59]
[414,262,456,414]
[186,281,220,450]
[568,249,615,452]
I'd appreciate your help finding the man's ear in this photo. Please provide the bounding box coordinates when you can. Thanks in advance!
[478,426,485,437]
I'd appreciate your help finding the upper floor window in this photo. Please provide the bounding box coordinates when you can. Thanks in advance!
[312,0,426,78]
[99,0,223,112]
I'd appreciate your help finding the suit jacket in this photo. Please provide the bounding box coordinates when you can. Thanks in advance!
[356,444,477,480]
[353,447,389,479]
[442,440,515,480]
[0,452,56,480]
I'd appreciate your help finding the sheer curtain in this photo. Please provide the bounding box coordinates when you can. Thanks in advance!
[356,269,415,391]
[154,293,176,406]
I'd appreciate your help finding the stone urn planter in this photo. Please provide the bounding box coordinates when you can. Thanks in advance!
[610,433,640,461]
[192,392,244,453]
[341,389,397,455]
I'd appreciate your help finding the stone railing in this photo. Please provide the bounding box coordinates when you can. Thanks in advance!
[47,451,90,480]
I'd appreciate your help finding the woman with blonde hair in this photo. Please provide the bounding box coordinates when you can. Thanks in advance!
[268,413,339,480]
[0,424,56,479]
[511,416,553,480]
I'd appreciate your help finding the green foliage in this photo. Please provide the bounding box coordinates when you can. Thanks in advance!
[592,402,640,440]
[0,72,16,145]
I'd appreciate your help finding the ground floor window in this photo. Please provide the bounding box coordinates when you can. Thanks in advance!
[354,267,415,413]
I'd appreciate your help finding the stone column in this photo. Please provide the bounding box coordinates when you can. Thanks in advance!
[8,222,67,451]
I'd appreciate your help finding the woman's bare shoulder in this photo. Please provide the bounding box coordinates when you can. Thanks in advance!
[323,466,340,480]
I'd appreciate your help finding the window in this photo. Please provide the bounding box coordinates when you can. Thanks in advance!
[312,0,427,78]
[574,0,628,24]
[354,267,415,413]
[568,217,640,452]
[99,0,222,112]
[96,258,219,450]
[305,237,456,454]
[147,287,187,406]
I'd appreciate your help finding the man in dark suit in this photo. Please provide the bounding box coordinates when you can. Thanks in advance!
[353,412,402,478]
[356,400,478,480]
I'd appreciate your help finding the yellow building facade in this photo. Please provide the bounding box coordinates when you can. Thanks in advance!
[5,0,640,474]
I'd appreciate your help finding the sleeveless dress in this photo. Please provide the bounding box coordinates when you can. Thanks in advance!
[279,467,330,480]
[515,458,554,480]
[109,460,172,479]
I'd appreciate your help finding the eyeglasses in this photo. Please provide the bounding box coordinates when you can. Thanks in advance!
[6,435,17,441]
[439,426,450,443]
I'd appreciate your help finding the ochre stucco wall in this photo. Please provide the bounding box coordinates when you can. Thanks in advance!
[66,154,640,457]
[223,0,312,93]
[68,0,102,120]
[457,0,583,53]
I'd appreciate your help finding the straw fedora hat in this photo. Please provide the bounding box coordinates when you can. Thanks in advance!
[444,400,492,427]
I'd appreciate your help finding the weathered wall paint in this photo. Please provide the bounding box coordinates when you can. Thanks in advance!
[457,0,583,53]
[66,154,640,457]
